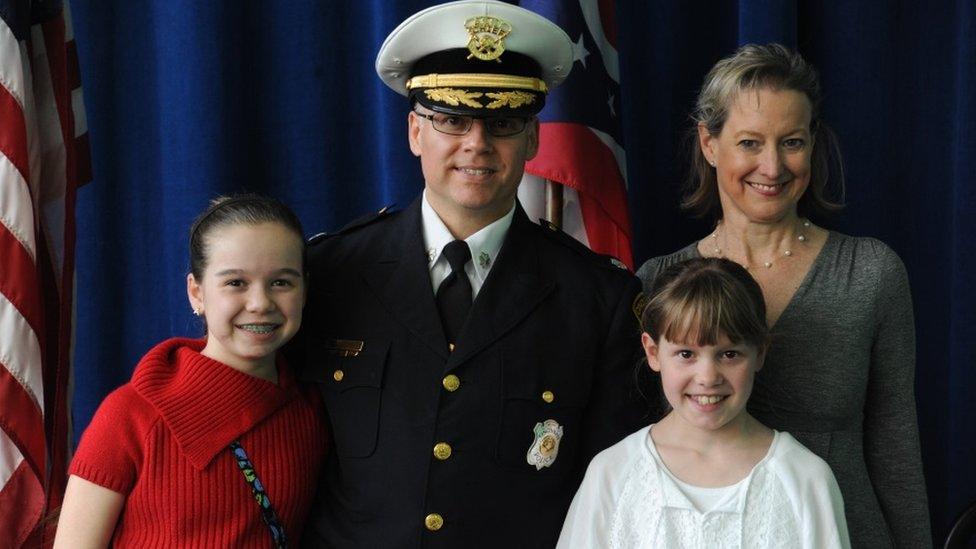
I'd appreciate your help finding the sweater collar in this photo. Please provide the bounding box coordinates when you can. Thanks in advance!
[130,338,300,470]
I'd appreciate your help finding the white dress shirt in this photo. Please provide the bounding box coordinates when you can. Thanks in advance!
[421,191,514,299]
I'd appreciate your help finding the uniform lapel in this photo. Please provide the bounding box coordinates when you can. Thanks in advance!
[362,198,450,360]
[447,205,554,371]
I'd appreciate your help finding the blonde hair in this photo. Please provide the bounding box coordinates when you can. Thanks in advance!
[683,43,845,219]
[641,258,769,351]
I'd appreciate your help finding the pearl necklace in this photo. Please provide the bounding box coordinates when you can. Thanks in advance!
[710,219,811,269]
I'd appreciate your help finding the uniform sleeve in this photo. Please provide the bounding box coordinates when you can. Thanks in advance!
[579,274,652,462]
[863,245,932,547]
[556,454,616,549]
[68,386,152,495]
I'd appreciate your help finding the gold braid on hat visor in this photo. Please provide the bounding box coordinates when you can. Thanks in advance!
[406,73,549,93]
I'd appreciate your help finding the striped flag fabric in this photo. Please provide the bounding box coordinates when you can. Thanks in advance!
[0,0,90,546]
[518,0,633,269]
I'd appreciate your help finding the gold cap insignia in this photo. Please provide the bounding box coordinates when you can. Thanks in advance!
[424,88,484,108]
[464,16,512,61]
[485,90,535,109]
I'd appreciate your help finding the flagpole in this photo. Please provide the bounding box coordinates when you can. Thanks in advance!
[545,179,563,229]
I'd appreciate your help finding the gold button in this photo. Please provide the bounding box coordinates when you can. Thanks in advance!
[442,374,460,392]
[433,442,452,460]
[333,370,344,382]
[448,343,456,352]
[425,513,444,531]
[542,390,555,403]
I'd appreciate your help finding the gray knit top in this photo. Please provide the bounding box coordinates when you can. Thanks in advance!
[636,232,931,549]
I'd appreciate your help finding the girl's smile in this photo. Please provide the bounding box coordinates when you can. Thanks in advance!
[187,222,305,382]
[687,393,729,409]
[643,332,764,434]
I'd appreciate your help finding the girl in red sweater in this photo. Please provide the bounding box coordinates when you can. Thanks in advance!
[54,194,326,548]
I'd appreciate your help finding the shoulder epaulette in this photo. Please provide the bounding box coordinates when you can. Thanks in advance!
[537,218,630,272]
[307,232,329,245]
[342,205,397,232]
[307,205,397,245]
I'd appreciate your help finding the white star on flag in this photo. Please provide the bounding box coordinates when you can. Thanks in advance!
[521,0,634,269]
[572,33,590,68]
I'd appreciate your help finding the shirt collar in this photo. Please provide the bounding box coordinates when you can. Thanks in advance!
[421,192,455,266]
[421,191,515,280]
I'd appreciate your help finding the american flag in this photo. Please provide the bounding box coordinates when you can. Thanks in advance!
[0,0,90,546]
[518,0,632,269]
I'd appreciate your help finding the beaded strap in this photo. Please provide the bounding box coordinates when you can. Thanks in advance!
[229,441,288,548]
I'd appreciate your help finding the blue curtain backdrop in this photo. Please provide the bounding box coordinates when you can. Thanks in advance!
[69,0,974,542]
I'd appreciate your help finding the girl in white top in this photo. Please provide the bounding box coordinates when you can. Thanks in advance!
[558,257,850,548]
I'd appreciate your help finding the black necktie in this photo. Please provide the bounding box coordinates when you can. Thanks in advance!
[436,240,473,347]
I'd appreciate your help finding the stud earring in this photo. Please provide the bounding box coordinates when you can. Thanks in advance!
[193,308,202,316]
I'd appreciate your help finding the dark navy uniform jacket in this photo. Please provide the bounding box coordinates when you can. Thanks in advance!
[300,197,648,548]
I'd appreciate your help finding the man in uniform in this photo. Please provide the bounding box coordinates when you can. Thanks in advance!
[301,1,647,546]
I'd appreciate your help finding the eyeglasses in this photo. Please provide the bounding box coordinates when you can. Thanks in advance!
[414,111,530,137]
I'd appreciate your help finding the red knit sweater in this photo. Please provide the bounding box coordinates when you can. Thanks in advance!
[69,338,326,547]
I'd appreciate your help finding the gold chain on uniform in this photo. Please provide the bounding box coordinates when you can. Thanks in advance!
[407,73,548,92]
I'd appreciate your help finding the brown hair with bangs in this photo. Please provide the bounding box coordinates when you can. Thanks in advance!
[641,257,769,352]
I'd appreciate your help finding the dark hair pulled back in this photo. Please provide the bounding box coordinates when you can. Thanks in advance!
[188,193,305,280]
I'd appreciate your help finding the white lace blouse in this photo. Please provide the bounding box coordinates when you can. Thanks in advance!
[557,426,850,549]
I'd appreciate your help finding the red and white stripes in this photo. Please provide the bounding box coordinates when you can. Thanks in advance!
[520,0,633,269]
[0,1,89,545]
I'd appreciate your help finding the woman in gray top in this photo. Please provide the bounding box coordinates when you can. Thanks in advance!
[636,44,930,548]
